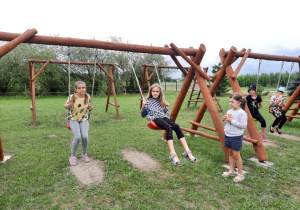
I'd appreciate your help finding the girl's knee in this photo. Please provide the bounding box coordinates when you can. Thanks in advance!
[73,136,81,142]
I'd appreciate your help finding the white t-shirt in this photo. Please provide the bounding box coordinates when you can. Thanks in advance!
[223,108,248,136]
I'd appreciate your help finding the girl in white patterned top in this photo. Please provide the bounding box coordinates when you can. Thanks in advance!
[222,93,247,182]
[141,84,197,166]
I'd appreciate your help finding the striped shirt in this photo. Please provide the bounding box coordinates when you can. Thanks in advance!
[141,98,168,122]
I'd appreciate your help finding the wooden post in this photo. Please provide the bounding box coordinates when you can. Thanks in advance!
[190,47,237,131]
[30,63,37,125]
[225,65,268,161]
[0,135,4,161]
[106,68,112,112]
[169,44,206,122]
[194,66,229,161]
[283,85,300,121]
[286,102,300,122]
[109,66,120,119]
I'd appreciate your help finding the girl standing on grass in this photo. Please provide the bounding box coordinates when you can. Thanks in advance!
[246,85,267,141]
[141,83,197,166]
[222,93,247,182]
[64,81,93,166]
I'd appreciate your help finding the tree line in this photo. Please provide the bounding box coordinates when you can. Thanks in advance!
[0,37,170,96]
[0,38,299,97]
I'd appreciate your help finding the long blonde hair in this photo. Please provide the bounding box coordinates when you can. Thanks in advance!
[146,83,165,107]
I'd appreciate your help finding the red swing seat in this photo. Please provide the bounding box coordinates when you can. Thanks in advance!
[147,121,163,130]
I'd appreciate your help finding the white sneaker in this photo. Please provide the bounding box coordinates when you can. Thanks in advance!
[82,154,90,163]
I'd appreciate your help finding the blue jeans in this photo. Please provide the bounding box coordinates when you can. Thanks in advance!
[69,120,89,156]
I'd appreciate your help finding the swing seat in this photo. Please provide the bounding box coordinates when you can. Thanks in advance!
[147,121,163,130]
[66,121,71,130]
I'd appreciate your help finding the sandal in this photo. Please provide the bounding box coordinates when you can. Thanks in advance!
[222,170,235,177]
[233,174,244,182]
[169,153,181,166]
[276,127,282,134]
[182,151,197,163]
[270,126,274,133]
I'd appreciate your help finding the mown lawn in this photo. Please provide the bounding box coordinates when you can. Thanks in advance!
[0,92,299,209]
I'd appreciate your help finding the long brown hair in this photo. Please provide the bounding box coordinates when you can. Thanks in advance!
[230,93,246,110]
[146,83,165,107]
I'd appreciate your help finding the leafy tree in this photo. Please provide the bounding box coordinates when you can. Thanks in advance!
[287,72,300,100]
[211,62,230,96]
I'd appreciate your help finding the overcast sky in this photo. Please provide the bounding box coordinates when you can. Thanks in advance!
[1,0,299,78]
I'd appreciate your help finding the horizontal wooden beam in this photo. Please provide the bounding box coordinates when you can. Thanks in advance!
[142,64,190,69]
[224,51,300,62]
[28,59,114,66]
[181,127,220,141]
[0,30,199,56]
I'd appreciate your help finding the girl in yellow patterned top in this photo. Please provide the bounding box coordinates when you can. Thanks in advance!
[64,81,93,166]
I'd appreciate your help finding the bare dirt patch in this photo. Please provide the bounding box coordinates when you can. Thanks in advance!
[121,149,161,172]
[243,138,278,147]
[269,132,300,141]
[69,157,105,185]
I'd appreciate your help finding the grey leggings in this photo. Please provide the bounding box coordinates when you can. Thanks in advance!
[69,120,89,156]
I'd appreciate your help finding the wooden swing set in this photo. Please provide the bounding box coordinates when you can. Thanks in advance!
[28,59,120,125]
[1,28,300,163]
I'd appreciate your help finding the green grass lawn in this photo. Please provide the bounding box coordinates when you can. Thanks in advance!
[0,92,299,209]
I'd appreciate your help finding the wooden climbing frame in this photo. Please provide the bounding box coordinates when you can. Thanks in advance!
[283,85,300,121]
[187,67,223,112]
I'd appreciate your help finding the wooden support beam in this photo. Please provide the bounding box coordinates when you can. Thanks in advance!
[0,29,37,58]
[190,47,237,131]
[170,43,210,81]
[225,65,268,161]
[31,60,50,81]
[168,44,206,122]
[194,63,228,161]
[181,127,220,141]
[189,121,216,132]
[286,114,300,119]
[231,49,251,79]
[0,30,199,56]
[224,51,300,62]
[283,85,300,111]
[96,62,114,81]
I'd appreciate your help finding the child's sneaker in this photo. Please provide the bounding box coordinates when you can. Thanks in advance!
[82,154,90,163]
[261,134,266,142]
[69,156,77,166]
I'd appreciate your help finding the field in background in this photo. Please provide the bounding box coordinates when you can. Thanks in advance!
[0,92,299,209]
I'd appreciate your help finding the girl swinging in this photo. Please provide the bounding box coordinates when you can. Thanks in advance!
[141,84,197,166]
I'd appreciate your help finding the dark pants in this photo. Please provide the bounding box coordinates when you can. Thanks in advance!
[272,111,287,129]
[153,117,184,141]
[251,112,266,128]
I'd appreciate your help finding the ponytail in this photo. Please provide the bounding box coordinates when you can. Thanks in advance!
[230,93,246,110]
